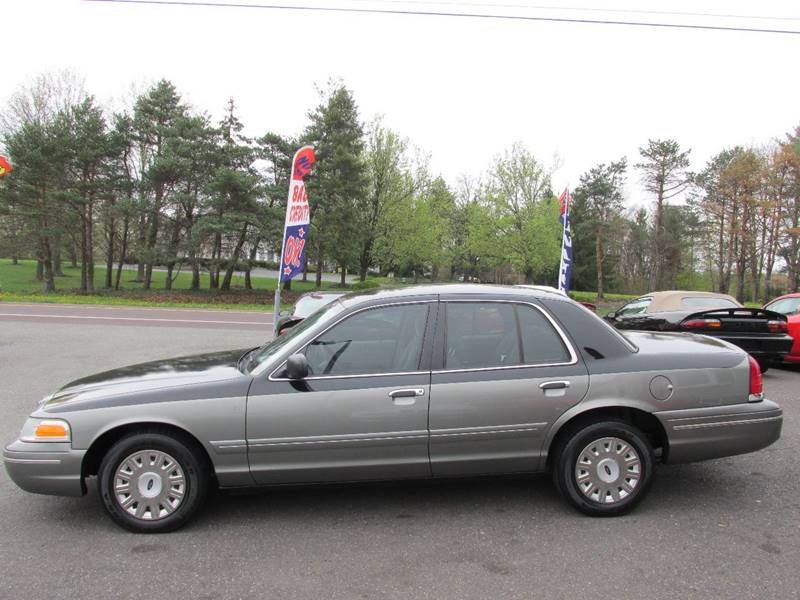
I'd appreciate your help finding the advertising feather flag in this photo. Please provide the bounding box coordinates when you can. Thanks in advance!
[279,145,316,283]
[558,187,573,294]
[273,145,315,332]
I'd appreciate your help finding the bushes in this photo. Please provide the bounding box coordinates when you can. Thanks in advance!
[350,279,381,291]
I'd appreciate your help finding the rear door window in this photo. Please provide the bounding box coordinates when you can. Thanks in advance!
[445,303,520,369]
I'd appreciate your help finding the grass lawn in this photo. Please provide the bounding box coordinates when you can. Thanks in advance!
[0,259,342,310]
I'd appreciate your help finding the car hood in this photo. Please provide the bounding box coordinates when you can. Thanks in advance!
[41,349,252,409]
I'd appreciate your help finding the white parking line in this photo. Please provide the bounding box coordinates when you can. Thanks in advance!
[0,313,272,325]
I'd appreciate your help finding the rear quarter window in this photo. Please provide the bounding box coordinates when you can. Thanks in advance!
[517,305,571,364]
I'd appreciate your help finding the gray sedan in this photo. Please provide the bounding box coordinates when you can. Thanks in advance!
[3,285,782,532]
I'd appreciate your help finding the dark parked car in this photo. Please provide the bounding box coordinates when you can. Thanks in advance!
[605,291,793,371]
[4,285,781,532]
[275,291,346,335]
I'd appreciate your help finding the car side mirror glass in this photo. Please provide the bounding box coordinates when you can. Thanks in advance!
[607,311,617,320]
[285,354,309,380]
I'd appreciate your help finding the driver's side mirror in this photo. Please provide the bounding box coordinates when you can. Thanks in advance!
[285,353,309,380]
[606,311,617,320]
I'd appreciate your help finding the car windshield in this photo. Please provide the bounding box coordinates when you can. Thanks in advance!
[294,294,342,318]
[765,297,800,316]
[246,299,347,372]
[617,298,652,316]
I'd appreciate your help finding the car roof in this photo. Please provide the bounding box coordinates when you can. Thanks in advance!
[767,293,800,302]
[298,291,347,299]
[513,284,568,297]
[338,283,574,307]
[638,290,742,312]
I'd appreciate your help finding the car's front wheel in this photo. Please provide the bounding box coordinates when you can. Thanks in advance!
[98,431,209,533]
[553,420,654,517]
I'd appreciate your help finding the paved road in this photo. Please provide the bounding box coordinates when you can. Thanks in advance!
[0,302,274,330]
[0,313,799,599]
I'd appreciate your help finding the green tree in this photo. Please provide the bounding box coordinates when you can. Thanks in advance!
[486,143,559,283]
[571,159,626,298]
[636,139,691,290]
[133,80,187,289]
[356,117,418,281]
[303,84,368,287]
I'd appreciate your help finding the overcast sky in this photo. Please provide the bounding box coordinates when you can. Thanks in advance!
[4,0,800,205]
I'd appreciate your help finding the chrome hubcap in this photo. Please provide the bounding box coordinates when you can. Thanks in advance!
[575,437,641,505]
[114,450,186,521]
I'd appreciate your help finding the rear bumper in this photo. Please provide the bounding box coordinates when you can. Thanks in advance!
[3,440,86,497]
[714,334,793,359]
[655,400,782,464]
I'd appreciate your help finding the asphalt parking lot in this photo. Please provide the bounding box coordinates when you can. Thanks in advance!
[1,310,799,600]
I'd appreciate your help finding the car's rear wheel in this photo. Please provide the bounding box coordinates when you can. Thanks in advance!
[756,359,770,374]
[98,432,209,533]
[553,420,654,517]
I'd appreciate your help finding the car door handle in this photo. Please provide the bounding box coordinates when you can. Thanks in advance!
[539,380,570,390]
[389,388,426,398]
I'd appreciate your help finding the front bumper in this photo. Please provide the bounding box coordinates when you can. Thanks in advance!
[3,440,86,497]
[655,399,782,464]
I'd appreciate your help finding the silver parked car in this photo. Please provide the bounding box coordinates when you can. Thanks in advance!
[3,285,782,532]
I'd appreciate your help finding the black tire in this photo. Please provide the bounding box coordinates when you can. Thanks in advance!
[552,420,654,517]
[98,431,209,533]
[756,360,770,374]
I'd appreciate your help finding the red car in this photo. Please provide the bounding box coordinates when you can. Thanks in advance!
[763,293,800,363]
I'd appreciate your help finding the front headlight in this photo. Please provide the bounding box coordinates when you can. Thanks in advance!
[19,418,71,443]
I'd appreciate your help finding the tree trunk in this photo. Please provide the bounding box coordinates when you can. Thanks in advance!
[595,232,604,300]
[164,218,181,292]
[53,248,64,277]
[36,259,44,281]
[191,258,200,290]
[245,243,258,290]
[41,241,56,293]
[115,217,129,291]
[302,256,308,282]
[105,213,115,289]
[87,201,95,293]
[209,231,222,289]
[39,210,56,292]
[340,263,347,287]
[143,189,162,290]
[358,245,371,282]
[315,257,323,288]
[221,223,249,291]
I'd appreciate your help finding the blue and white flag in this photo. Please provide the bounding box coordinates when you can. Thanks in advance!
[558,187,573,294]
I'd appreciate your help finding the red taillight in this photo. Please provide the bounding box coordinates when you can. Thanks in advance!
[767,320,788,333]
[682,318,722,329]
[748,355,763,400]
